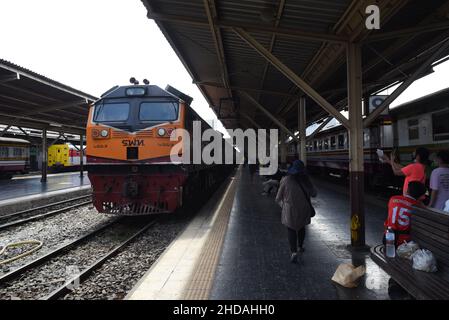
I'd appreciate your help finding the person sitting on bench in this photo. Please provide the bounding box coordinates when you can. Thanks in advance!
[383,181,427,247]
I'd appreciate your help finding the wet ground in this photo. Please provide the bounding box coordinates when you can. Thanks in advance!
[210,168,395,300]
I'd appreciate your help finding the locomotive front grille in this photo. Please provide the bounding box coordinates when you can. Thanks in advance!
[101,201,169,215]
[137,131,153,137]
[112,132,129,138]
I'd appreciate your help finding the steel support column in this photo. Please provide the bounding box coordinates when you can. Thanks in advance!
[0,125,11,137]
[364,37,449,127]
[298,97,307,165]
[306,117,332,142]
[347,43,365,248]
[41,129,47,183]
[233,28,350,129]
[240,91,299,142]
[79,134,84,178]
[279,119,287,167]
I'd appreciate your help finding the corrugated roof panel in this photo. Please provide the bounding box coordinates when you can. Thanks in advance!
[281,0,351,31]
[150,0,205,19]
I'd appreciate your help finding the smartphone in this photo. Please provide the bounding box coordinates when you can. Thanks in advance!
[376,149,384,158]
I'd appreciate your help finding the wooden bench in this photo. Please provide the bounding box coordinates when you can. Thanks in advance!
[371,206,449,300]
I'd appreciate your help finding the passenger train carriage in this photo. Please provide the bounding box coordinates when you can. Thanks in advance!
[288,93,449,188]
[0,137,30,179]
[86,83,232,215]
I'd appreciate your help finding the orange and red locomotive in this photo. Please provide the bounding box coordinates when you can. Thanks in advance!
[86,81,230,215]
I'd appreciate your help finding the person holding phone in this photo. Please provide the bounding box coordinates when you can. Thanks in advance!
[382,147,429,196]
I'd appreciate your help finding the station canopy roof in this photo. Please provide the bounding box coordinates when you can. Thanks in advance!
[0,59,97,135]
[142,0,449,130]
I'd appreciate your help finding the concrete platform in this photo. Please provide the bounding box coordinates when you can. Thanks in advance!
[210,168,390,300]
[127,169,239,300]
[0,172,90,215]
[127,166,393,300]
[0,172,90,202]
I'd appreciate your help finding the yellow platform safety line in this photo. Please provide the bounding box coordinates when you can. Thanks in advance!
[126,166,241,300]
[182,168,240,300]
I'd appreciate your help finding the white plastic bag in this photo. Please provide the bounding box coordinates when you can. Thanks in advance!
[412,249,437,272]
[396,241,419,260]
[331,263,366,288]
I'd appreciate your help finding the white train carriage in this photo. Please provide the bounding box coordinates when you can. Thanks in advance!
[0,137,30,179]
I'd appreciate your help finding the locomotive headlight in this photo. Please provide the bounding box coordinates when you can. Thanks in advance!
[157,128,166,137]
[100,129,109,138]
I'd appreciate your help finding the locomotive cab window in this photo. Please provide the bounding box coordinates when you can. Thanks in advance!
[139,102,179,122]
[94,103,130,122]
[432,110,449,141]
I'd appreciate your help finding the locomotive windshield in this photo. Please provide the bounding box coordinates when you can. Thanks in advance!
[93,98,179,131]
[139,102,178,122]
[94,103,130,122]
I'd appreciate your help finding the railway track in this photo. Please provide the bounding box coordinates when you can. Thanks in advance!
[0,216,157,300]
[0,195,92,231]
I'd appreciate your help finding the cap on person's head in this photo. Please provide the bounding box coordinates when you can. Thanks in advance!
[407,181,426,199]
[288,160,306,175]
[436,150,449,164]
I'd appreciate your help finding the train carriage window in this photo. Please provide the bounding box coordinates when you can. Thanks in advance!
[330,136,336,149]
[432,110,449,141]
[364,130,370,147]
[0,146,8,158]
[139,102,179,122]
[408,118,420,140]
[94,103,130,122]
[338,134,345,149]
[13,148,22,157]
[324,138,329,150]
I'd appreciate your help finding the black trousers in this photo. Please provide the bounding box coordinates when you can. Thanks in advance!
[287,227,306,253]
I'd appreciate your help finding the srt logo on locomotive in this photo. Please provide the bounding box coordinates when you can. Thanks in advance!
[122,139,145,147]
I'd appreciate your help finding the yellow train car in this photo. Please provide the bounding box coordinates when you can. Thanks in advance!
[48,144,70,168]
[47,144,85,171]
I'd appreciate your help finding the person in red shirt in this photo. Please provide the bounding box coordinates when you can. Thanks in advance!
[383,181,426,247]
[383,147,429,195]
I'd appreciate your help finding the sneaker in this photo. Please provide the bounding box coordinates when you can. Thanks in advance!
[290,253,298,263]
[261,192,268,196]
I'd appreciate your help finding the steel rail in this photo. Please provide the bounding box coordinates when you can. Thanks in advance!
[44,218,158,300]
[0,195,91,221]
[0,217,122,284]
[0,197,92,231]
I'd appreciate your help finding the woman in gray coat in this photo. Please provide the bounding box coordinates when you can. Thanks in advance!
[276,160,317,263]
